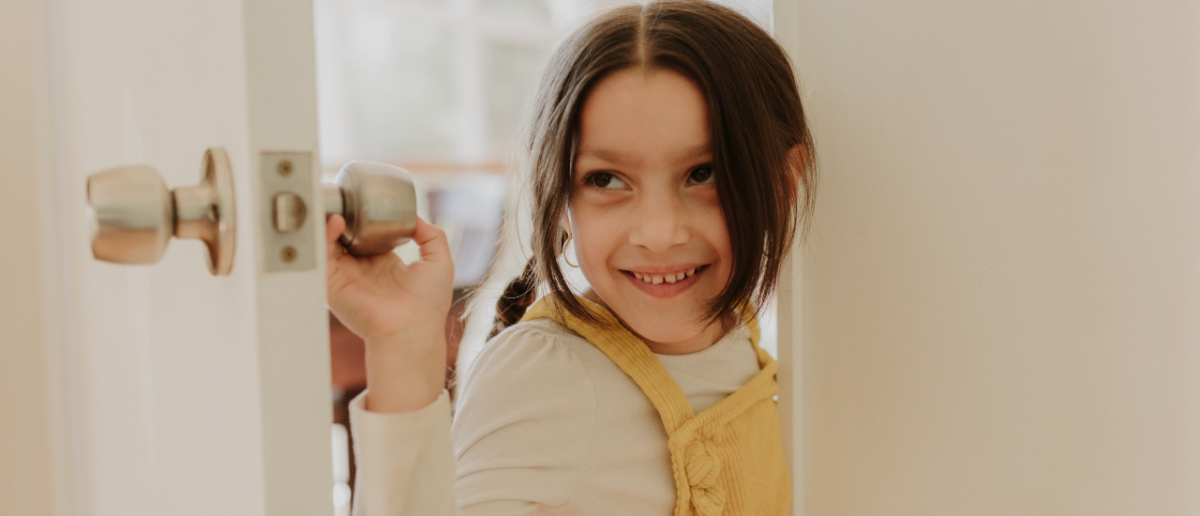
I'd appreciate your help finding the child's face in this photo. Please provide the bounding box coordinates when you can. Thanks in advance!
[566,67,733,352]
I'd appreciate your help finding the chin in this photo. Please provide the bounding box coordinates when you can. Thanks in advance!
[584,270,721,346]
[613,301,707,345]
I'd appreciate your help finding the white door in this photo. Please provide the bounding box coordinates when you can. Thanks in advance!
[775,1,1200,515]
[2,1,333,515]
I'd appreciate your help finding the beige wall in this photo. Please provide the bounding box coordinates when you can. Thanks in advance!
[778,1,1200,514]
[0,0,64,515]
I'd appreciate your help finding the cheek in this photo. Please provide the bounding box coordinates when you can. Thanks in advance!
[694,189,730,252]
[694,193,733,285]
[710,227,734,284]
[691,186,724,228]
[693,185,721,205]
[570,223,618,279]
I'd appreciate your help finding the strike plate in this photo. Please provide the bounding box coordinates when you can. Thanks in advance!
[261,151,316,273]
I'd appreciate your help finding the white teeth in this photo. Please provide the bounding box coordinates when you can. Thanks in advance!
[632,267,700,285]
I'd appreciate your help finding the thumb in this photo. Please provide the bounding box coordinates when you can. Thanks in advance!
[412,216,452,266]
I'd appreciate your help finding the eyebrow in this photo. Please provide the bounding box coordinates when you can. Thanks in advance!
[576,143,712,166]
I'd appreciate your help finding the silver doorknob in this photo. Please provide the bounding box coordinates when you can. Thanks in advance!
[323,161,417,256]
[86,148,236,275]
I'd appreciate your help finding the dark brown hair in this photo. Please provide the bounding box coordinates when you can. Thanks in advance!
[489,0,816,340]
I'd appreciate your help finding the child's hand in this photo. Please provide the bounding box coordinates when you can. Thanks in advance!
[325,214,455,412]
[325,214,455,342]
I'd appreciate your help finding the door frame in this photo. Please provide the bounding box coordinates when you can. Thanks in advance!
[0,0,74,514]
[772,2,805,514]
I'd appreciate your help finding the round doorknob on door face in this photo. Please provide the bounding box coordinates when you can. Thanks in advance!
[86,148,237,275]
[323,161,417,256]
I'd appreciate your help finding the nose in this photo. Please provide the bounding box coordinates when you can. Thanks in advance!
[628,186,690,253]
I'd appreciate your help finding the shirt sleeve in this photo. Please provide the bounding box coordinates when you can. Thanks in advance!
[348,324,596,516]
[349,389,458,516]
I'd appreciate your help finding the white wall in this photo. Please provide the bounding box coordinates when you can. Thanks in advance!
[777,0,1200,514]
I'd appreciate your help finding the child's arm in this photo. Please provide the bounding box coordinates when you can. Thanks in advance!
[324,214,458,514]
[327,217,591,515]
[349,390,459,515]
[349,325,594,516]
[325,215,453,413]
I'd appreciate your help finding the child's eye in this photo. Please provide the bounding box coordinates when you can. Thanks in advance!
[584,172,627,189]
[687,165,716,185]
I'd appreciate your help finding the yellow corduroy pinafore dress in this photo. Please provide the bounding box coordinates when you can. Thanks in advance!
[520,296,791,516]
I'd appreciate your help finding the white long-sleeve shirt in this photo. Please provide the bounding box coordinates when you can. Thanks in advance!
[349,317,761,516]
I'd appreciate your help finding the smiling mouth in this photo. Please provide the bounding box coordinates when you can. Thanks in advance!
[620,265,709,299]
[628,266,702,284]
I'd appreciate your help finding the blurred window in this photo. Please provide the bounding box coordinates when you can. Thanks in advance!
[315,0,580,171]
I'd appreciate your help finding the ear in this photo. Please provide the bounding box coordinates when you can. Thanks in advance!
[558,211,572,240]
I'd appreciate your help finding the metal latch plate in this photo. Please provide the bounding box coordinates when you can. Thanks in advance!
[260,151,315,273]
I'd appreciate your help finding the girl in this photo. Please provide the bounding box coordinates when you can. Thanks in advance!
[325,1,816,515]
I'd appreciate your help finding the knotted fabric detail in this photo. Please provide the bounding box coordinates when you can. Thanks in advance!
[685,440,725,516]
